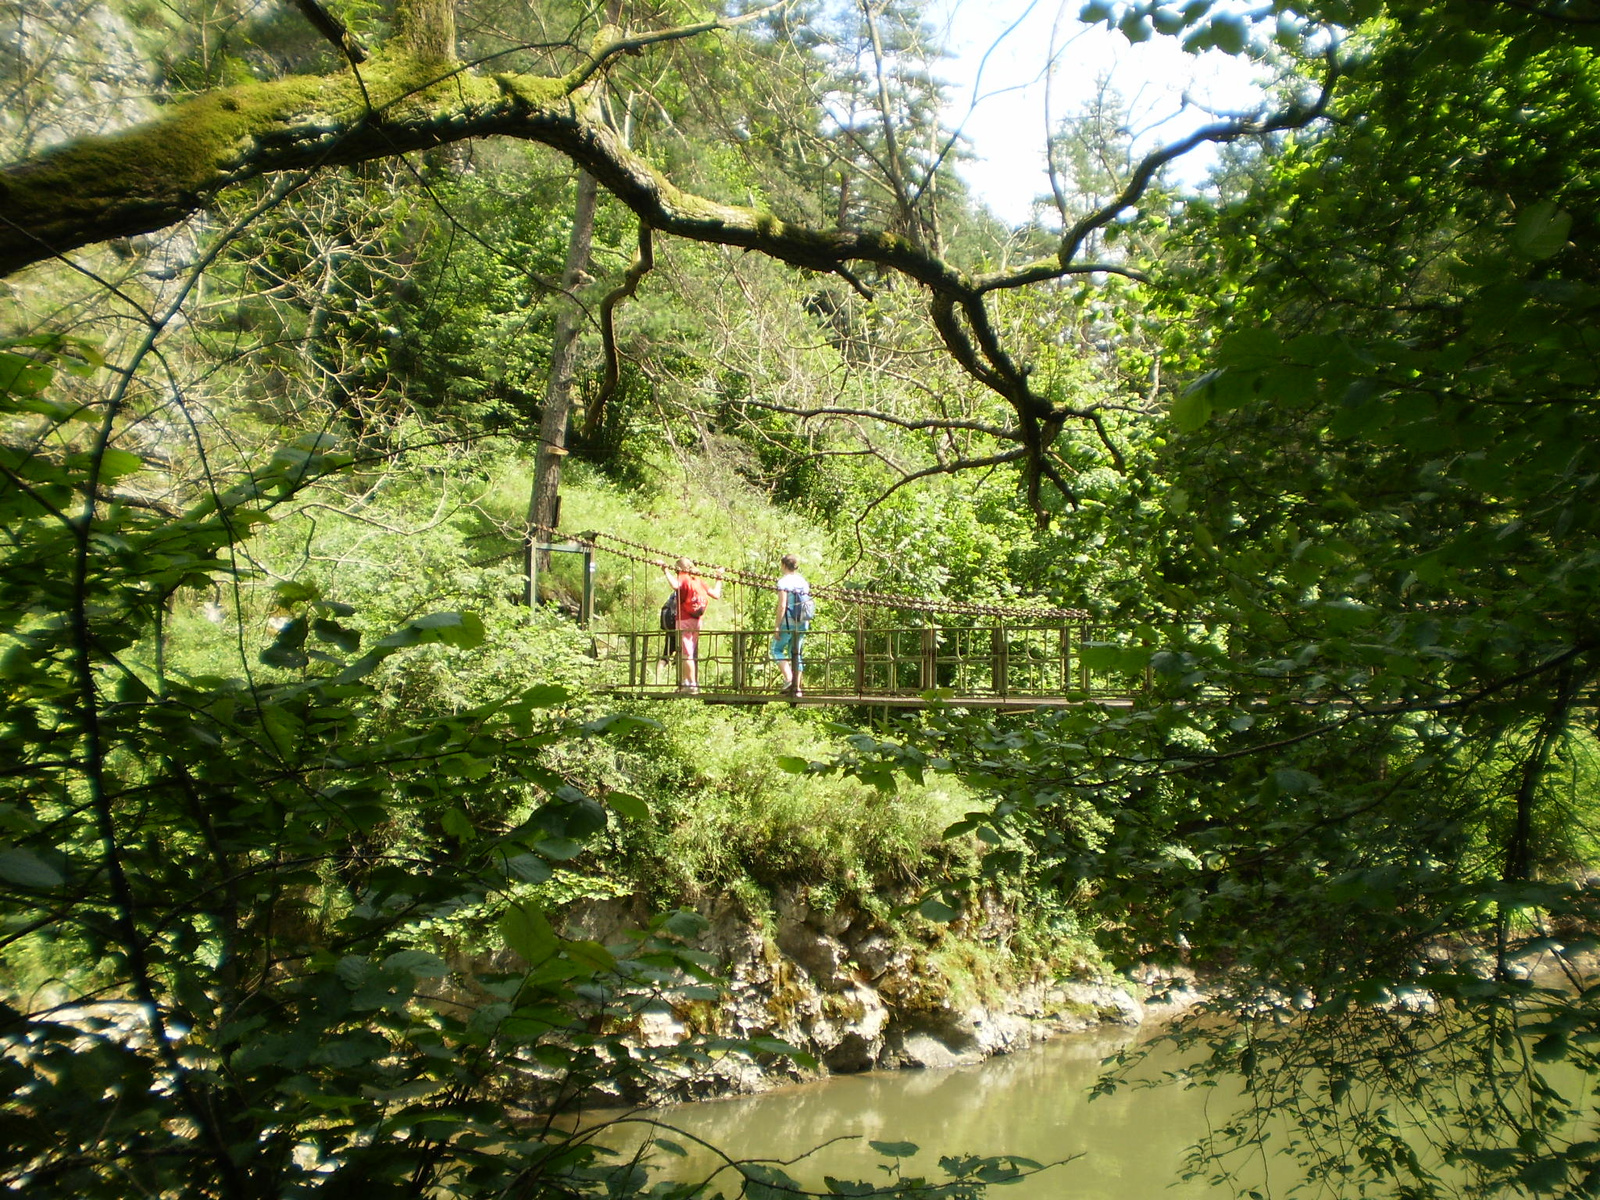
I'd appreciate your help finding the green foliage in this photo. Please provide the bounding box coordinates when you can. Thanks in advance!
[591,701,978,910]
[597,1125,1053,1200]
[845,477,1021,602]
[785,11,1600,1198]
[17,0,1600,1195]
[0,335,1043,1198]
[0,341,897,1198]
[378,161,586,432]
[1156,16,1600,1194]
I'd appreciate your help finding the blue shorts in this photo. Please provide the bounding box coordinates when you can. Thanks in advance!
[770,625,807,670]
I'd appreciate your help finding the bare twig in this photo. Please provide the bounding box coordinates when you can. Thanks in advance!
[289,0,369,65]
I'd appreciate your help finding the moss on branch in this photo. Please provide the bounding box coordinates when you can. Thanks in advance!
[0,44,974,299]
[0,53,572,275]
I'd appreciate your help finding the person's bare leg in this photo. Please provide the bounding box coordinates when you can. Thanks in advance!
[682,630,699,689]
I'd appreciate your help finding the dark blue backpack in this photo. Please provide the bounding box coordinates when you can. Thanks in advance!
[786,586,815,626]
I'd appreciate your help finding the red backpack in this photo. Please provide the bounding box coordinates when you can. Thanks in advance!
[678,576,708,619]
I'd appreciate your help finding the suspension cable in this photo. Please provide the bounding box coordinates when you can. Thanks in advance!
[531,524,1090,621]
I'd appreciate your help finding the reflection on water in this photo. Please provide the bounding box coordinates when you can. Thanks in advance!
[591,1032,1253,1198]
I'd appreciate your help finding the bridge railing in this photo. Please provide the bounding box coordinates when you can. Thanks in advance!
[594,624,1150,702]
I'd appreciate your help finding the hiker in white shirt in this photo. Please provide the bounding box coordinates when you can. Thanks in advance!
[770,554,811,698]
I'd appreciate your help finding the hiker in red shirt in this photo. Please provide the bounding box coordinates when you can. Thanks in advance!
[660,556,722,692]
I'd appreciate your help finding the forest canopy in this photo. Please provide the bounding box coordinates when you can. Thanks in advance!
[2,0,1599,1197]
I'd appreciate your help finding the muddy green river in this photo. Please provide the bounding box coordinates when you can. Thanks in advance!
[592,1030,1258,1197]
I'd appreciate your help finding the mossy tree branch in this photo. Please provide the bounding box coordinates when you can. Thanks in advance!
[0,15,1332,514]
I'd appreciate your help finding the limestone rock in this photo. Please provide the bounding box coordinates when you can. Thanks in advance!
[554,892,1159,1104]
[1,0,154,156]
[851,932,909,979]
[888,1029,982,1070]
[776,920,853,990]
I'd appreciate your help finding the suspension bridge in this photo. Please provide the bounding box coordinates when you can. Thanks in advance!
[531,528,1151,708]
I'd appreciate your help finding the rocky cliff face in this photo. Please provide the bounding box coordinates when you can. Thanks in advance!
[0,0,202,283]
[566,889,1191,1104]
[0,0,154,159]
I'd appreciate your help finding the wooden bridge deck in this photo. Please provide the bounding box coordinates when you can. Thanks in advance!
[592,625,1149,707]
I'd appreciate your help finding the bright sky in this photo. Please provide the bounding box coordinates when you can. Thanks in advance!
[927,0,1268,224]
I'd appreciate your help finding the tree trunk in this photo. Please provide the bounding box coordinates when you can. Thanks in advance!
[525,169,599,604]
[394,0,456,63]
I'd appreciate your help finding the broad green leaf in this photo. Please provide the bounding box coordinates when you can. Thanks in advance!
[500,903,558,965]
[1079,642,1149,674]
[606,792,649,821]
[740,1163,802,1200]
[66,448,141,480]
[504,853,553,883]
[413,609,487,646]
[312,617,361,653]
[869,1140,920,1159]
[1513,200,1572,259]
[310,1033,388,1070]
[535,836,583,861]
[662,909,708,939]
[383,950,450,978]
[579,712,659,735]
[260,618,309,669]
[336,956,374,989]
[0,847,62,888]
[521,684,570,706]
[1207,13,1246,54]
[441,807,475,842]
[274,580,322,605]
[918,896,960,922]
[747,1035,809,1059]
[0,352,53,395]
[1171,384,1213,432]
[1118,8,1150,41]
[1152,7,1185,35]
[824,1178,875,1196]
[375,611,486,651]
[977,1161,1024,1183]
[1271,768,1319,795]
[532,792,606,839]
[565,939,617,972]
[96,448,144,482]
[1217,327,1284,365]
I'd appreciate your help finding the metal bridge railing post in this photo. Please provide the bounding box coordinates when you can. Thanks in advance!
[854,610,866,695]
[991,624,1008,697]
[580,543,595,629]
[733,630,746,692]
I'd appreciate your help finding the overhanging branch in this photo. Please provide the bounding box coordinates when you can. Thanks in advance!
[737,396,1016,440]
[582,222,654,441]
[0,18,1335,516]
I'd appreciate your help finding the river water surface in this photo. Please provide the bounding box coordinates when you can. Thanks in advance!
[594,1031,1259,1198]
